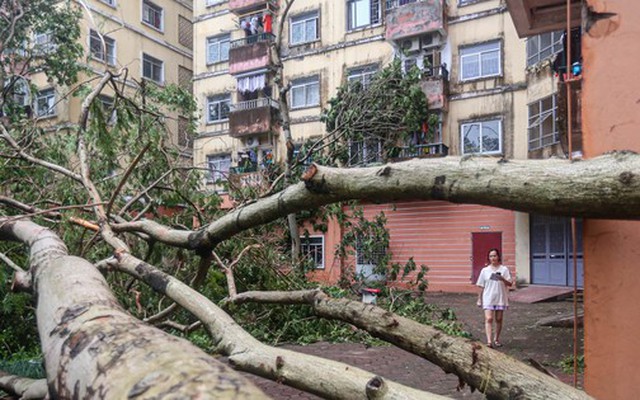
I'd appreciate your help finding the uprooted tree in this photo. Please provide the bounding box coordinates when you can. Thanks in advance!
[2,1,635,399]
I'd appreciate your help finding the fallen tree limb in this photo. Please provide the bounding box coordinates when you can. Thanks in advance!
[0,219,268,399]
[228,289,594,400]
[0,371,47,400]
[111,152,640,250]
[113,252,447,399]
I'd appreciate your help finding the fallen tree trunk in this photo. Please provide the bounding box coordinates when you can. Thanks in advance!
[229,289,594,400]
[111,152,640,250]
[113,252,447,400]
[0,219,268,399]
[0,371,47,399]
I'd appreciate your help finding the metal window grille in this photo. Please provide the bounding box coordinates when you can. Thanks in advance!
[301,236,324,269]
[178,16,193,48]
[528,95,559,150]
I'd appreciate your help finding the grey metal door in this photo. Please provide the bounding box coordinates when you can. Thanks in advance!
[531,215,583,287]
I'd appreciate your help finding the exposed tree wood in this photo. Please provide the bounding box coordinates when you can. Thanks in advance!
[229,289,594,400]
[111,152,640,251]
[0,219,269,399]
[0,371,47,400]
[113,252,447,400]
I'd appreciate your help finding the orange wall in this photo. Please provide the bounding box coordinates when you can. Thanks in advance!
[309,201,516,293]
[581,0,640,398]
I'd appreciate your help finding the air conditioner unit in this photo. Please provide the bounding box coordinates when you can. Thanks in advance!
[244,137,260,148]
[421,33,441,49]
[401,38,421,53]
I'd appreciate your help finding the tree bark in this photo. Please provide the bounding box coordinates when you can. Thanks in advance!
[0,371,47,399]
[229,289,594,400]
[0,219,269,399]
[113,252,446,399]
[111,152,640,250]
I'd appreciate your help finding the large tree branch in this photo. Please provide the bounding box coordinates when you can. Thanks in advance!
[0,219,268,398]
[112,152,640,250]
[0,370,46,400]
[113,252,444,399]
[228,289,593,400]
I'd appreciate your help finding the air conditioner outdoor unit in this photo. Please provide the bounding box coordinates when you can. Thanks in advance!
[244,137,260,147]
[401,38,421,53]
[421,32,441,48]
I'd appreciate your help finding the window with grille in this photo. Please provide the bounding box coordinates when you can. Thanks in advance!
[348,137,383,166]
[178,116,192,148]
[290,76,320,109]
[301,236,325,269]
[526,31,563,66]
[347,65,377,90]
[460,119,502,155]
[34,32,55,55]
[347,0,381,30]
[97,94,117,125]
[206,35,230,64]
[142,53,163,83]
[89,30,116,65]
[178,15,192,48]
[206,94,231,123]
[35,88,56,117]
[142,1,163,31]
[178,66,193,93]
[207,154,231,183]
[528,95,559,150]
[290,11,319,45]
[460,40,501,81]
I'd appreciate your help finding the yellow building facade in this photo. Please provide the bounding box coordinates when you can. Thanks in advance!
[30,0,193,151]
[193,0,579,289]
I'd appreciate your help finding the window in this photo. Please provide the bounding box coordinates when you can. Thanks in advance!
[348,0,381,30]
[349,136,383,166]
[207,154,231,183]
[89,30,116,65]
[142,54,163,83]
[97,94,117,125]
[528,95,559,150]
[348,65,377,90]
[290,76,320,109]
[206,35,230,64]
[34,32,55,55]
[35,88,56,117]
[178,16,193,48]
[527,31,563,66]
[355,234,387,281]
[290,11,319,45]
[301,236,325,269]
[460,40,501,80]
[460,119,502,155]
[100,0,116,6]
[206,94,231,123]
[206,0,224,5]
[142,1,163,31]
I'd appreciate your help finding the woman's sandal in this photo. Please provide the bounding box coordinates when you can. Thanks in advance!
[486,342,494,348]
[493,341,503,348]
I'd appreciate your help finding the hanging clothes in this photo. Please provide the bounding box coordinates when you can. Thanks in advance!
[237,74,266,93]
[263,13,273,34]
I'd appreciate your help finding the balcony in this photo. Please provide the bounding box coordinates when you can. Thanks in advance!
[228,168,269,193]
[420,64,448,110]
[229,33,274,75]
[229,0,278,15]
[390,143,449,161]
[385,0,445,41]
[229,97,279,138]
[506,0,581,37]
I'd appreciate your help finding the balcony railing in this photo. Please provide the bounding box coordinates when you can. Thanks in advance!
[228,168,268,192]
[230,97,279,112]
[423,64,448,81]
[385,0,425,10]
[393,143,449,159]
[230,33,275,49]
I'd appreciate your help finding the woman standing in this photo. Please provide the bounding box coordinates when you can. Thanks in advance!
[476,248,513,348]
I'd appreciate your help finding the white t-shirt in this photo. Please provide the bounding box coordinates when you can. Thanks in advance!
[476,265,511,307]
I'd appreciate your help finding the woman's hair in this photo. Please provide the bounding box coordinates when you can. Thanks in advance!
[487,248,501,262]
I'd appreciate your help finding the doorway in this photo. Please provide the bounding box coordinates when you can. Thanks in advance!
[471,232,502,284]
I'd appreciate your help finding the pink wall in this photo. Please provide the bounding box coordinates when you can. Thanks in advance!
[308,201,516,293]
[581,1,640,398]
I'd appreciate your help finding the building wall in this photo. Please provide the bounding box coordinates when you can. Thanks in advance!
[580,0,640,398]
[30,0,193,148]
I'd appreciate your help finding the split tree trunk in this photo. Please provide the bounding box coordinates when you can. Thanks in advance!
[229,289,594,400]
[0,219,268,399]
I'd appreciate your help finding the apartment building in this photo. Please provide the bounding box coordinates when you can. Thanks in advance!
[27,0,193,151]
[193,0,582,292]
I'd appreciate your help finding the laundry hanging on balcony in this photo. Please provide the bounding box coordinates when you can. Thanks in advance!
[237,73,266,93]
